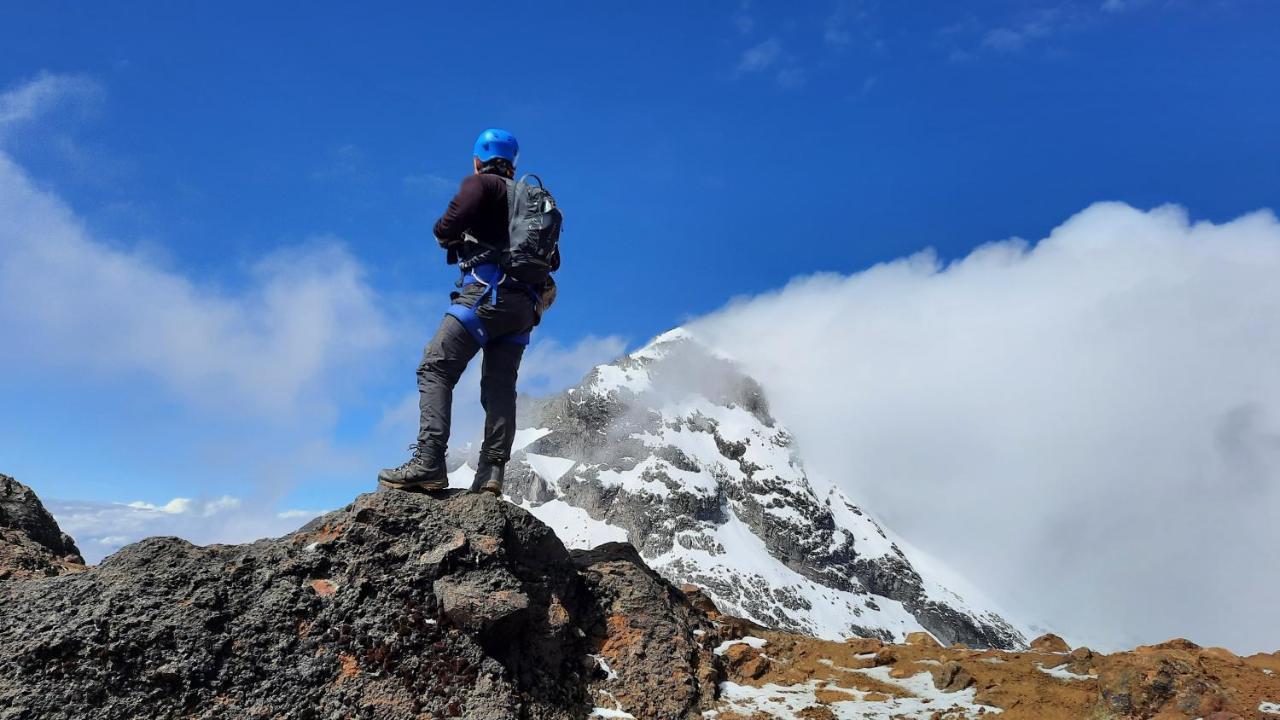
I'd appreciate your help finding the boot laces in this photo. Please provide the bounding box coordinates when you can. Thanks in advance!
[391,443,427,472]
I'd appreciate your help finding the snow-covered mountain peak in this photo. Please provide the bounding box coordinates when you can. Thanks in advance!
[508,329,1025,649]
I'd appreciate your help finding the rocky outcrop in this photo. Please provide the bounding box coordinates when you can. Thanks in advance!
[572,542,719,718]
[0,488,718,720]
[0,473,84,580]
[1030,632,1072,653]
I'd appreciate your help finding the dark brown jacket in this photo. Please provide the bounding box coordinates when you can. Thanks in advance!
[433,170,510,266]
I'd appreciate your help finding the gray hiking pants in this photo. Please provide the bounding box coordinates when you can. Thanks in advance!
[416,283,537,466]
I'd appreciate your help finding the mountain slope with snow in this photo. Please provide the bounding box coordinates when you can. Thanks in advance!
[499,329,1026,649]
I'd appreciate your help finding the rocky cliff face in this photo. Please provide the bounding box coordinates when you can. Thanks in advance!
[496,330,1024,650]
[0,489,718,720]
[0,473,84,580]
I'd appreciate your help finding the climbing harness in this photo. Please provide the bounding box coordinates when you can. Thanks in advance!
[444,263,538,347]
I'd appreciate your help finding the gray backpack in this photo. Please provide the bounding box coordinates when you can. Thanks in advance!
[502,174,562,285]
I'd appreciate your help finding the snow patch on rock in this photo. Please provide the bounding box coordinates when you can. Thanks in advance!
[714,636,768,655]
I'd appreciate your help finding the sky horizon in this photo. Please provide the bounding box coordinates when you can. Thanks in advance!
[2,2,1278,652]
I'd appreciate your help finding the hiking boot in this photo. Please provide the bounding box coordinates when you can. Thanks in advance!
[471,463,504,496]
[378,445,448,491]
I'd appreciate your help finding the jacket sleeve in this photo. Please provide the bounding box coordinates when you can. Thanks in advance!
[433,175,485,246]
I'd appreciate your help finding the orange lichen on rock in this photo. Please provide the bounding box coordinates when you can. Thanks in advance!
[309,578,337,597]
[337,653,359,680]
[297,522,345,546]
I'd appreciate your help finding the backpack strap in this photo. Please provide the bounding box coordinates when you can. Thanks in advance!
[504,176,518,222]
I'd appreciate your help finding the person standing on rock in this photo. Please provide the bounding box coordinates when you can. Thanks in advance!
[379,129,562,495]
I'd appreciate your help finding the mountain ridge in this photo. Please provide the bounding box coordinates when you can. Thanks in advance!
[491,329,1026,649]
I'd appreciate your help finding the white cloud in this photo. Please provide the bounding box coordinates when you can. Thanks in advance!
[277,508,324,520]
[824,0,874,48]
[48,495,310,563]
[737,38,782,73]
[982,27,1035,51]
[1101,0,1147,13]
[403,172,457,197]
[736,38,805,89]
[981,9,1059,52]
[694,202,1280,654]
[0,148,391,418]
[958,6,1104,55]
[732,0,754,35]
[126,498,194,514]
[0,71,100,135]
[123,495,241,517]
[310,143,369,182]
[775,67,806,90]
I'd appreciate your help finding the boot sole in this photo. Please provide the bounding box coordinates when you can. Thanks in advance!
[479,482,503,496]
[379,478,449,492]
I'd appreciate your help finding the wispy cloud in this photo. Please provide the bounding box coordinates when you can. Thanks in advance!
[732,0,754,35]
[403,172,457,198]
[0,71,100,134]
[310,143,371,182]
[736,38,805,89]
[775,66,806,90]
[1101,0,1149,13]
[981,8,1062,52]
[825,18,853,47]
[944,2,1156,59]
[824,0,877,48]
[737,37,783,73]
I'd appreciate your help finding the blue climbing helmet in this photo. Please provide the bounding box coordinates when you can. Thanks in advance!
[473,128,519,164]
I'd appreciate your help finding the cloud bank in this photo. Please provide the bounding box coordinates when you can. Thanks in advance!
[0,149,391,418]
[694,202,1280,654]
[47,496,324,563]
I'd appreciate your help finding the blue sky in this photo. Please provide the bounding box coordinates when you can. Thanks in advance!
[2,1,1279,562]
